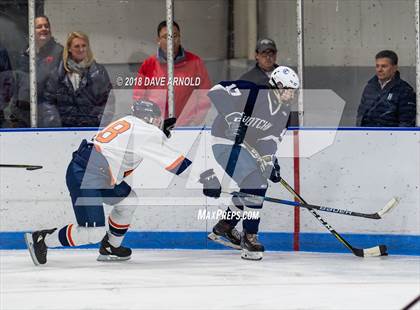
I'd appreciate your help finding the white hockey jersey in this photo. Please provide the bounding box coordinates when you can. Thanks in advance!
[92,115,189,185]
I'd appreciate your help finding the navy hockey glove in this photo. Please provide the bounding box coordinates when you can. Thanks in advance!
[199,169,222,198]
[262,156,281,183]
[225,122,246,140]
[163,117,176,138]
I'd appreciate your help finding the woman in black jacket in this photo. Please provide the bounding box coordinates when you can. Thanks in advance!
[42,31,114,127]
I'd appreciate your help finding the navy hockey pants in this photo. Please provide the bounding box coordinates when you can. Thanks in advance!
[66,140,132,227]
[212,143,268,233]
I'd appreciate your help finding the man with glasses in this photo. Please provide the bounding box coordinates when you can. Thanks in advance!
[239,38,279,86]
[133,20,211,126]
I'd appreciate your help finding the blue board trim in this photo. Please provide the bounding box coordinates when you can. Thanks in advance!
[287,126,420,131]
[0,127,100,132]
[1,126,418,133]
[0,126,211,133]
[1,231,418,255]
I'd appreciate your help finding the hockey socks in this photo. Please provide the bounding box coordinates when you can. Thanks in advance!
[107,216,130,248]
[44,224,105,247]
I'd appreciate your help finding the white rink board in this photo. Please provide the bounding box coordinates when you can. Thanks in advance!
[298,130,419,235]
[0,129,418,235]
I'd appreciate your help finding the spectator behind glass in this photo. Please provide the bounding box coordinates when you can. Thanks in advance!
[12,15,63,127]
[133,20,211,126]
[356,50,416,127]
[239,38,298,126]
[42,31,114,127]
[239,38,279,86]
[0,45,14,127]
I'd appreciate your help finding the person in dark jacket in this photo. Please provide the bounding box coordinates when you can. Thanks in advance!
[12,15,63,127]
[356,50,416,127]
[0,45,14,127]
[42,31,114,127]
[239,38,299,126]
[239,38,279,86]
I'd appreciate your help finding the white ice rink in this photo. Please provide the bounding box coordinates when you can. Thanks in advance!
[1,249,419,310]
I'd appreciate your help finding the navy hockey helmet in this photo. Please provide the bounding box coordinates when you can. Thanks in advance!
[132,99,162,125]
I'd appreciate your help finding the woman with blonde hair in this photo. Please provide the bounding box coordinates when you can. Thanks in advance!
[42,31,114,127]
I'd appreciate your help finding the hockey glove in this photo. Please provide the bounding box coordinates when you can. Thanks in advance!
[262,156,281,183]
[225,122,246,140]
[199,169,222,198]
[163,117,176,138]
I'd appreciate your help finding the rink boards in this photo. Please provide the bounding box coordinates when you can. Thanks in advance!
[0,127,419,255]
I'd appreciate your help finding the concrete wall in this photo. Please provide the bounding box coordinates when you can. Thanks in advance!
[46,0,227,64]
[259,0,416,66]
[1,0,417,126]
[44,0,416,65]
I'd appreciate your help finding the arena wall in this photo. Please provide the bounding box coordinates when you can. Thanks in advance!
[0,128,418,255]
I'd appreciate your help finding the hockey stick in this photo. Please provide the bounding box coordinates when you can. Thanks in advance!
[226,191,399,220]
[0,164,43,171]
[278,177,388,257]
[239,141,388,256]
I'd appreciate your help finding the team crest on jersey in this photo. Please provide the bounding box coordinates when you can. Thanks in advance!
[225,112,272,131]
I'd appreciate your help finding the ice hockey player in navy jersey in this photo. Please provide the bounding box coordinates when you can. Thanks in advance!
[207,66,300,260]
[24,100,221,266]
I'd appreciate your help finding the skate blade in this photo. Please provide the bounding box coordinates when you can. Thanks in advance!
[208,232,241,250]
[97,254,131,262]
[241,249,263,261]
[24,233,41,266]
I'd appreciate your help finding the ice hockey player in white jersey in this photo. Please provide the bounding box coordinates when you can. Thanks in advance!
[24,100,221,265]
[207,66,300,260]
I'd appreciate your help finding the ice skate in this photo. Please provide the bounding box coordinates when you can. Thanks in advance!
[97,234,132,261]
[241,231,264,260]
[24,228,57,266]
[208,220,241,250]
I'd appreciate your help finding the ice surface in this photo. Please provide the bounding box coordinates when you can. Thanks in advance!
[1,249,419,310]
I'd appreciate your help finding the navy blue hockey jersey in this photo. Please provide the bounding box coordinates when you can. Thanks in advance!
[208,80,291,156]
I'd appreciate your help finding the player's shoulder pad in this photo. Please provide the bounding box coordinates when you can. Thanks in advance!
[234,80,261,90]
[209,80,260,97]
[215,80,258,89]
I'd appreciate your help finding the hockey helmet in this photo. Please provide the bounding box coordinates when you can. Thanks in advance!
[269,66,300,89]
[132,99,162,125]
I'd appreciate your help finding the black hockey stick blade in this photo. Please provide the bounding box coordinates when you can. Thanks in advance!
[278,178,389,257]
[0,164,43,171]
[356,244,388,257]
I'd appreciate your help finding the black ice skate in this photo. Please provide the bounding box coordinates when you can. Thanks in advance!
[208,220,241,250]
[97,234,132,262]
[241,231,265,261]
[24,228,57,266]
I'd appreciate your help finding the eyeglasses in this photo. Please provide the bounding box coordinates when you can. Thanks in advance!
[159,33,180,40]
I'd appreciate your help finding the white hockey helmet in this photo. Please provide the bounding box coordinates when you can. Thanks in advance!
[269,66,300,89]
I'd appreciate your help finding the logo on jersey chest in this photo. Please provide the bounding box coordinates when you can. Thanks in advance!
[225,112,272,131]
